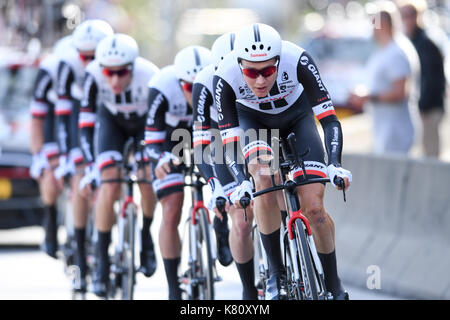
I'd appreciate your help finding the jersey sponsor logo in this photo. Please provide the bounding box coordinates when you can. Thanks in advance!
[307,64,326,92]
[282,72,289,81]
[57,63,71,96]
[250,53,268,58]
[215,79,224,121]
[35,73,51,99]
[147,92,164,126]
[300,55,309,66]
[196,86,208,123]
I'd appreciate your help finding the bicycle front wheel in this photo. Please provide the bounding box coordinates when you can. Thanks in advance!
[196,208,215,300]
[294,219,319,300]
[121,203,136,300]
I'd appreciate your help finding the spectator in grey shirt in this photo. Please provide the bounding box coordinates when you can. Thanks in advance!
[349,9,418,155]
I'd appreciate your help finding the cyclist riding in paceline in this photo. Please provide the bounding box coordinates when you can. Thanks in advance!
[29,36,75,260]
[213,23,352,300]
[144,45,234,300]
[78,33,160,298]
[192,32,258,300]
[54,20,114,293]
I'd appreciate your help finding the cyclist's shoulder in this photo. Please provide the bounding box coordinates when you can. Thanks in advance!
[84,59,102,78]
[148,65,178,92]
[280,40,306,64]
[194,64,215,87]
[58,47,81,71]
[39,53,60,77]
[134,56,160,78]
[214,51,239,81]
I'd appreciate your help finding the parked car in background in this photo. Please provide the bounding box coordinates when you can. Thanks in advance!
[301,26,375,119]
[0,48,43,229]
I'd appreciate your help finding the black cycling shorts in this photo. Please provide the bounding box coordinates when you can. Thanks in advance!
[96,106,148,172]
[151,123,192,200]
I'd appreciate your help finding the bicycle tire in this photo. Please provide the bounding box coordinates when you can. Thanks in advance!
[197,208,215,300]
[294,219,319,300]
[121,203,136,300]
[252,225,267,300]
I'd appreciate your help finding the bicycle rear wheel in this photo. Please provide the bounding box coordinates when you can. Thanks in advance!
[120,203,136,300]
[294,219,319,300]
[196,208,215,300]
[252,224,268,300]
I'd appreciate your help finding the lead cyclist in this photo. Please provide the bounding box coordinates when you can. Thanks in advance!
[213,23,352,300]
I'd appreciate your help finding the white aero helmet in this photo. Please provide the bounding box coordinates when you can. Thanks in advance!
[174,45,212,83]
[211,32,236,69]
[53,35,74,56]
[96,33,139,67]
[72,19,113,52]
[234,23,282,62]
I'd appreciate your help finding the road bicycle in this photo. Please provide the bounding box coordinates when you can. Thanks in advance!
[175,154,223,300]
[241,133,346,300]
[101,138,150,300]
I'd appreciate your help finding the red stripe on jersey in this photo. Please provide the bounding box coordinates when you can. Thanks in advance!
[193,140,211,148]
[316,109,336,120]
[244,146,272,159]
[222,137,240,145]
[55,110,71,116]
[293,170,327,179]
[145,139,165,145]
[99,159,115,171]
[79,122,95,128]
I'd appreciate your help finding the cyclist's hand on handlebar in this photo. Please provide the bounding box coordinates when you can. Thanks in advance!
[207,178,229,220]
[327,164,352,191]
[155,152,179,180]
[79,163,100,196]
[230,180,254,209]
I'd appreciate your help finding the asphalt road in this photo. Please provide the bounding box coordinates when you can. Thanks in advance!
[0,225,402,300]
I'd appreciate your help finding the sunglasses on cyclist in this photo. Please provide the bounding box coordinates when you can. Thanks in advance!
[79,53,95,62]
[180,80,193,93]
[239,60,279,79]
[102,66,132,78]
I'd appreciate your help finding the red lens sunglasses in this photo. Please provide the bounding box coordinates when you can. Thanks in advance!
[102,66,132,77]
[240,60,279,79]
[79,53,95,62]
[180,80,193,93]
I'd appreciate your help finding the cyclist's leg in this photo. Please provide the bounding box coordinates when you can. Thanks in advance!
[159,191,184,299]
[291,112,346,299]
[39,148,63,258]
[152,168,185,300]
[215,160,257,299]
[236,106,286,300]
[92,110,125,296]
[137,159,158,277]
[211,161,233,267]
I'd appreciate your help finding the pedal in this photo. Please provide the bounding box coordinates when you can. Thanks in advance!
[214,275,222,282]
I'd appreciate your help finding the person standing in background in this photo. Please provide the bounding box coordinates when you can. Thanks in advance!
[399,1,446,158]
[349,7,418,155]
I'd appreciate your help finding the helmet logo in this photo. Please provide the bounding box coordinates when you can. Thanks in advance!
[300,55,309,66]
[250,53,267,58]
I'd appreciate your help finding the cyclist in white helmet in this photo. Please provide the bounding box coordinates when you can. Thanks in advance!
[79,33,160,297]
[51,20,113,292]
[29,36,73,260]
[192,32,258,299]
[214,23,352,300]
[144,45,211,300]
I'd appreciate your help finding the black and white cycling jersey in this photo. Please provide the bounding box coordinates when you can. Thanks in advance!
[213,40,343,184]
[79,57,159,166]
